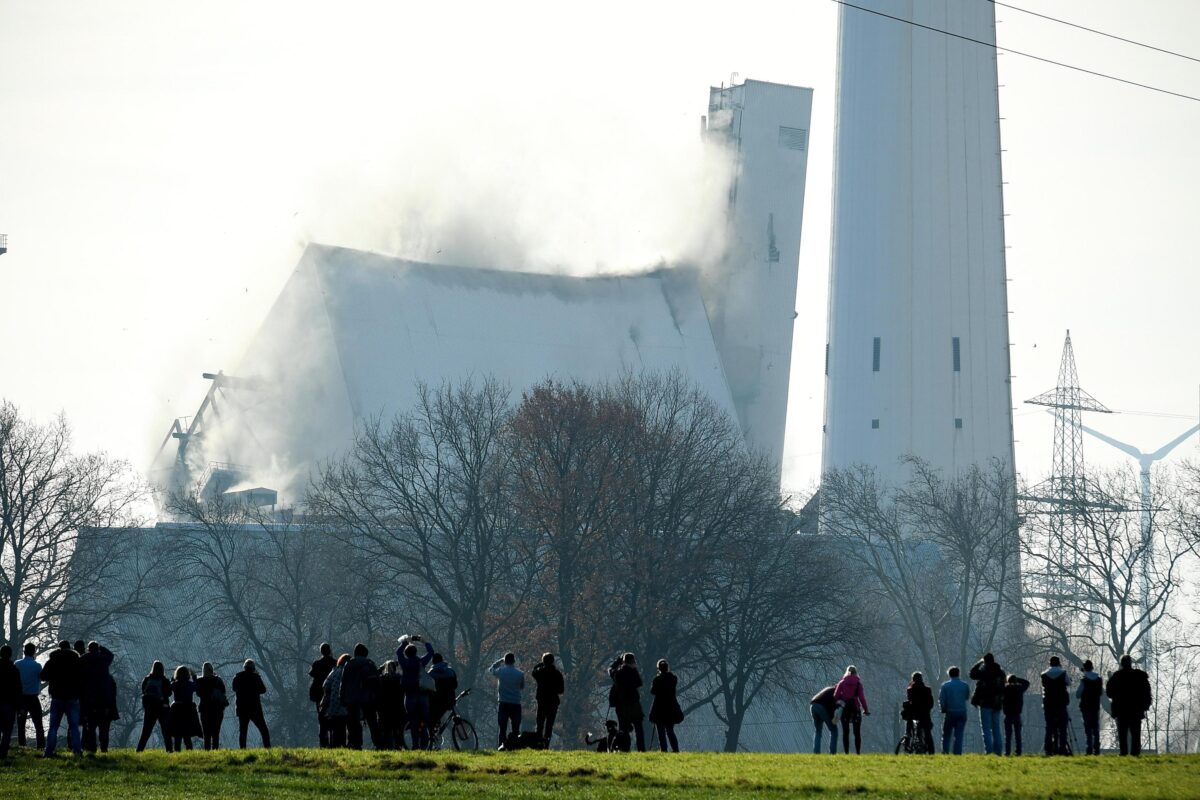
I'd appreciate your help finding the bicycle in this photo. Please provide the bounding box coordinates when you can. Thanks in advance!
[428,688,479,751]
[895,717,932,755]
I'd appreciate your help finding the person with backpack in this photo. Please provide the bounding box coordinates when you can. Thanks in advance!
[1106,654,1152,756]
[40,640,84,757]
[530,652,564,746]
[0,645,22,759]
[320,654,351,748]
[15,643,46,749]
[833,665,869,755]
[195,662,228,750]
[608,653,646,753]
[938,666,970,755]
[136,661,174,752]
[649,659,684,753]
[1076,660,1104,755]
[170,665,202,751]
[1002,674,1031,756]
[905,672,934,754]
[308,643,336,748]
[231,659,270,749]
[492,652,527,750]
[810,684,839,754]
[427,653,458,734]
[340,643,381,750]
[79,641,116,754]
[969,653,1007,755]
[378,660,407,749]
[397,635,435,749]
[1040,656,1071,755]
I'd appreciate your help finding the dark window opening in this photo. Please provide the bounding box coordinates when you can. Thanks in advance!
[871,419,880,430]
[955,418,963,429]
[953,337,961,372]
[767,213,780,263]
[872,337,881,372]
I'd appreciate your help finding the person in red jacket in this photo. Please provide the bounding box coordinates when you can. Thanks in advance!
[833,665,870,754]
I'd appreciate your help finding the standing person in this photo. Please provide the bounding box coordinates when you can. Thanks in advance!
[1002,674,1031,756]
[231,660,270,749]
[340,644,381,750]
[833,665,869,755]
[906,672,934,754]
[491,652,526,750]
[194,662,227,751]
[530,653,564,746]
[938,666,970,755]
[427,653,458,734]
[320,655,350,748]
[1040,656,1071,755]
[40,640,83,757]
[15,643,45,749]
[1076,660,1104,756]
[809,685,838,754]
[136,661,173,753]
[170,666,202,752]
[608,653,646,753]
[309,643,336,748]
[79,641,115,754]
[649,659,683,753]
[0,645,22,758]
[969,653,1007,755]
[377,661,407,749]
[397,636,435,749]
[1106,654,1152,757]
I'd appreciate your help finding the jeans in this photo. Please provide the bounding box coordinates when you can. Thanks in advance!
[536,700,559,743]
[1004,713,1023,755]
[811,703,837,753]
[1081,708,1101,755]
[345,704,379,750]
[405,693,429,749]
[17,694,45,748]
[980,707,1002,755]
[81,704,111,754]
[497,702,522,747]
[942,713,967,754]
[238,710,271,749]
[45,698,82,756]
[1116,716,1142,756]
[1043,707,1068,755]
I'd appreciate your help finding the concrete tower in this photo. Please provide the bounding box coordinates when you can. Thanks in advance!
[704,79,813,478]
[822,2,1016,485]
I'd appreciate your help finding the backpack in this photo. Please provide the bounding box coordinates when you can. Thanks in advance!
[503,730,548,751]
[142,677,166,705]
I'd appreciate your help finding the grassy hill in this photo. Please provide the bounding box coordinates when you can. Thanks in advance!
[4,748,1198,798]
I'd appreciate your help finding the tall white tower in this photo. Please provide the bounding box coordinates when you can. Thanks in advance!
[704,79,813,479]
[822,2,1016,485]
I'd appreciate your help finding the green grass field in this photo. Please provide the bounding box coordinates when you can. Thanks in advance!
[3,748,1197,799]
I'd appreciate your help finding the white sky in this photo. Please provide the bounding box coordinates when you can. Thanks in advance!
[1,0,1198,495]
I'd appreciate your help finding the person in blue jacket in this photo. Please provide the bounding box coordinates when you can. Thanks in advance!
[938,666,971,755]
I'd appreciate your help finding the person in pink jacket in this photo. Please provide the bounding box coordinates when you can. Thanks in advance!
[833,665,870,754]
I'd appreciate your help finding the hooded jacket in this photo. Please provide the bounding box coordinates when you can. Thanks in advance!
[79,646,115,708]
[340,655,380,706]
[1040,666,1070,709]
[1003,677,1031,716]
[40,647,82,700]
[490,660,525,706]
[833,673,869,714]
[968,659,1007,710]
[810,686,837,712]
[1076,671,1103,711]
[1106,666,1152,720]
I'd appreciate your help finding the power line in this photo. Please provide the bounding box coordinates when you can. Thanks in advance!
[986,1,1200,65]
[831,0,1200,104]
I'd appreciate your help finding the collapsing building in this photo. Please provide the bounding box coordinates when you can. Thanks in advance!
[155,79,814,500]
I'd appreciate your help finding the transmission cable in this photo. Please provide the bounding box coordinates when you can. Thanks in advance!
[986,0,1200,65]
[830,0,1200,103]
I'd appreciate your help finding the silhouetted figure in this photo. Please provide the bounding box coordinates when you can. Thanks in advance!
[530,653,563,745]
[809,685,838,754]
[1040,656,1070,755]
[232,660,270,749]
[397,636,434,749]
[491,652,526,750]
[340,644,380,750]
[15,643,45,749]
[195,662,227,751]
[309,643,336,748]
[905,672,934,754]
[40,640,83,757]
[939,666,970,755]
[649,659,683,753]
[0,645,22,758]
[427,653,458,736]
[833,665,869,755]
[171,665,202,751]
[608,653,645,752]
[79,641,116,753]
[1002,674,1031,756]
[1077,659,1104,756]
[378,661,407,749]
[1106,654,1152,757]
[969,653,1006,755]
[137,661,174,752]
[320,654,350,748]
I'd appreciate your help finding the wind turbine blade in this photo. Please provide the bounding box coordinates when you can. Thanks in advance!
[1148,424,1200,461]
[1079,423,1144,459]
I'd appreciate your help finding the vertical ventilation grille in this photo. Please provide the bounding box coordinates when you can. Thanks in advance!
[953,337,961,372]
[872,337,881,372]
[778,126,809,151]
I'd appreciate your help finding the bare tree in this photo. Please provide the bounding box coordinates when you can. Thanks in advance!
[0,401,147,649]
